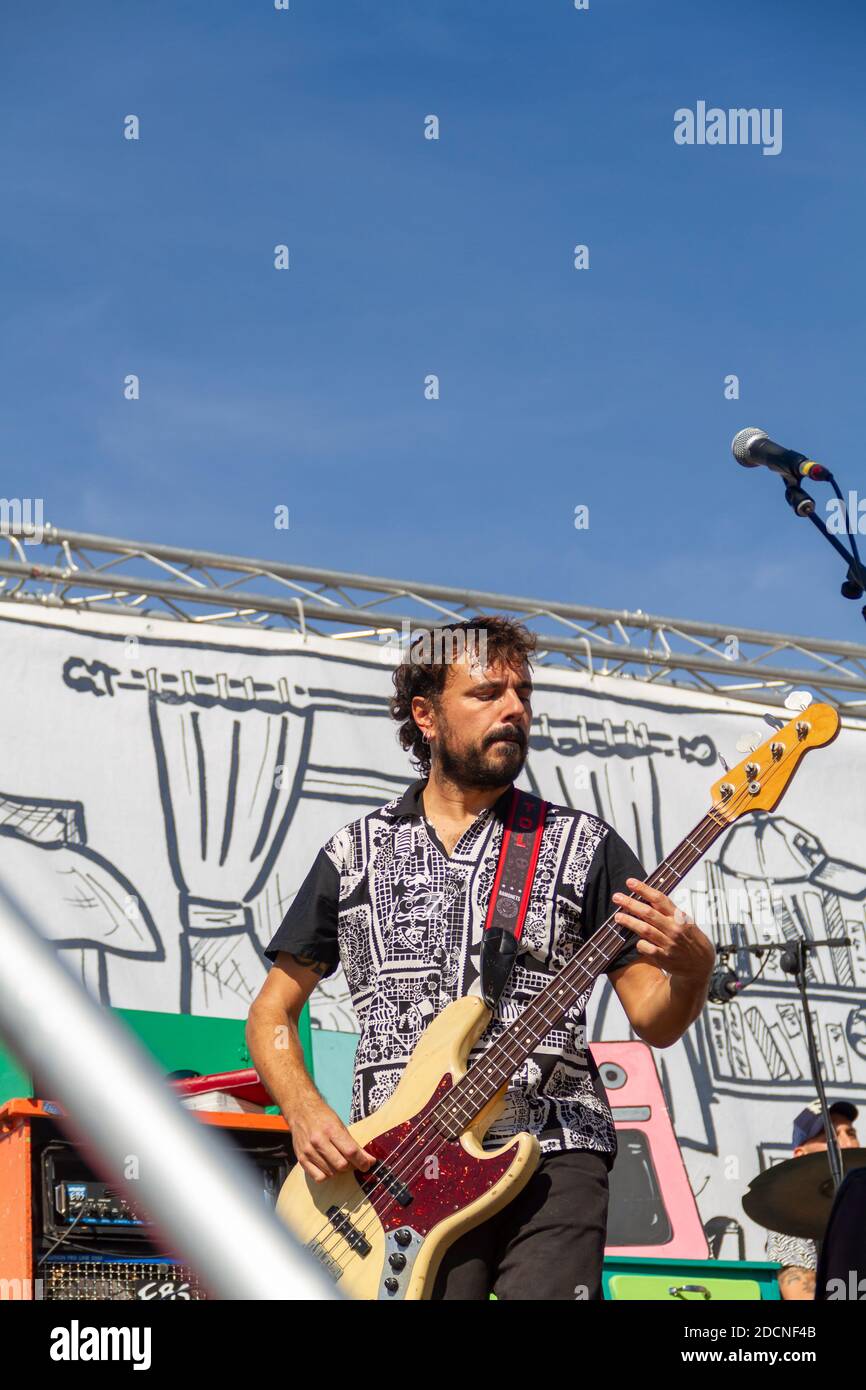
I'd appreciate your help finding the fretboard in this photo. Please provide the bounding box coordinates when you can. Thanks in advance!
[433,807,727,1137]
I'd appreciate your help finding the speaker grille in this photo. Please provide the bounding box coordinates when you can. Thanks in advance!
[41,1258,208,1300]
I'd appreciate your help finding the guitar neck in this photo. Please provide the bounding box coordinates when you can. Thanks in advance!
[438,807,728,1134]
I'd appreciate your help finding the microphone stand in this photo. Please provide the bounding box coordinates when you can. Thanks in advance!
[779,474,866,624]
[714,937,849,1194]
[779,939,846,1195]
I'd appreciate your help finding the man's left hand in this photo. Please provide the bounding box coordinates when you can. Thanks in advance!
[612,878,715,983]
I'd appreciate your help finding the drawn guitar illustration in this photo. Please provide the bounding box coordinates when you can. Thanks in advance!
[275,702,840,1299]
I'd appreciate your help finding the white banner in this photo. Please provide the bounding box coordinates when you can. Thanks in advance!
[1,603,864,1259]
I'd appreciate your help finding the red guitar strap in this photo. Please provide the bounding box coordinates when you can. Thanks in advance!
[480,787,548,1011]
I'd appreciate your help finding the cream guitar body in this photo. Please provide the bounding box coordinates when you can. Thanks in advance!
[275,994,541,1300]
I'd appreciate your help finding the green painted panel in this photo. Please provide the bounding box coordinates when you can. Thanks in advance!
[607,1272,762,1301]
[0,1044,29,1107]
[602,1255,780,1301]
[0,1005,314,1110]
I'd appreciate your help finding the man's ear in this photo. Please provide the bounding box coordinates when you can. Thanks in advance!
[411,695,433,734]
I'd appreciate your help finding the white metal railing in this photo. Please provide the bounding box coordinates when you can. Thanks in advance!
[0,875,337,1301]
[2,522,866,708]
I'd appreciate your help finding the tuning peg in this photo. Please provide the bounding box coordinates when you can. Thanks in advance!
[717,753,729,772]
[735,730,763,754]
[784,690,813,713]
[763,714,786,730]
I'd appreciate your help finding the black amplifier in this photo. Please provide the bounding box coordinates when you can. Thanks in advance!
[28,1117,293,1300]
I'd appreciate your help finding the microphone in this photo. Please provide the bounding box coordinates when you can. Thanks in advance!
[731,428,833,482]
[708,964,743,1005]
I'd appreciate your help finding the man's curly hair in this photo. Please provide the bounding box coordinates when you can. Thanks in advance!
[389,614,537,777]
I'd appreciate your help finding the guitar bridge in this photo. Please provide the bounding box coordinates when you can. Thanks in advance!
[306,1238,344,1282]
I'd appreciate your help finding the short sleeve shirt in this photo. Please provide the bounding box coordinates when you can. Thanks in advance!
[264,778,647,1156]
[765,1229,818,1272]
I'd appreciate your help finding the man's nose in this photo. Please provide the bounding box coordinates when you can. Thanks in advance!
[500,690,527,720]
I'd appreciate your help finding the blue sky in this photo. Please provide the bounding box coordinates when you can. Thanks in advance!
[2,0,865,643]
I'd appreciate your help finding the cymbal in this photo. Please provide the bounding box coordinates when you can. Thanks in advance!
[743,1148,866,1240]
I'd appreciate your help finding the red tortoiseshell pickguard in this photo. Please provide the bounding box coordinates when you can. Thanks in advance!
[353,1073,520,1236]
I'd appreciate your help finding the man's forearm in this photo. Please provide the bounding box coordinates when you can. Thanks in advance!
[632,970,710,1048]
[778,1267,815,1300]
[246,1003,322,1121]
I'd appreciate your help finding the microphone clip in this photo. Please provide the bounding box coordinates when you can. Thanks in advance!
[784,481,816,518]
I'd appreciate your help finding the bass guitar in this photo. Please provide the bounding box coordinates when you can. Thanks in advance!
[276,702,839,1298]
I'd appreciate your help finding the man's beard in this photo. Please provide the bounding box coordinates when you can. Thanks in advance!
[433,720,528,789]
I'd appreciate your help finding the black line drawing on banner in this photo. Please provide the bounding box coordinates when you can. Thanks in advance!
[0,790,164,1003]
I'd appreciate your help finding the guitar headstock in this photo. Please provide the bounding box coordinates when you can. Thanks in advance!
[709,702,840,823]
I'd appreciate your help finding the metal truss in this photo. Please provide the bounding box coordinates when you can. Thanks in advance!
[2,523,866,713]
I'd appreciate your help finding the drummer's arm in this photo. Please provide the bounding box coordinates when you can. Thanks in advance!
[777,1266,815,1300]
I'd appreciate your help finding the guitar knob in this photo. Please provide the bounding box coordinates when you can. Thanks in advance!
[384,1277,400,1293]
[389,1252,407,1271]
[394,1228,412,1247]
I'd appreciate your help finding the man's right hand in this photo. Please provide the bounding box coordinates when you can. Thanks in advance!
[286,1094,377,1183]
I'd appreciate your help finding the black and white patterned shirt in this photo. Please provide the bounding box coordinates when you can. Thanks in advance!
[264,778,646,1156]
[765,1229,817,1272]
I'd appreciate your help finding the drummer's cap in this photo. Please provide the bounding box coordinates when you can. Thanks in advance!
[792,1098,858,1147]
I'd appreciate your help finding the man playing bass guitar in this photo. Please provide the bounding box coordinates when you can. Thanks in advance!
[247,615,715,1300]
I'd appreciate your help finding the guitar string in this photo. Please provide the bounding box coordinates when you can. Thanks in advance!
[306,750,789,1273]
[304,735,806,1273]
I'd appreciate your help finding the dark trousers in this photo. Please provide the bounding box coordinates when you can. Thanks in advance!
[430,1148,613,1301]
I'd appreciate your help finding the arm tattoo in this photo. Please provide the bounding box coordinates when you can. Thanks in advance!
[289,952,330,978]
[778,1266,816,1299]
